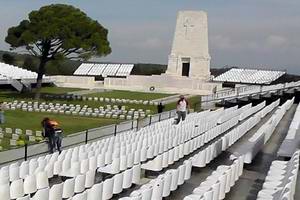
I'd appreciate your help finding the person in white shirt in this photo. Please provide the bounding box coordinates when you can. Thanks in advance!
[176,95,189,124]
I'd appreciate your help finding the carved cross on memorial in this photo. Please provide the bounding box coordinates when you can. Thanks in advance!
[183,18,194,39]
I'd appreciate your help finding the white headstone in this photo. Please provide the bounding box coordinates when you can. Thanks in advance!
[166,11,211,80]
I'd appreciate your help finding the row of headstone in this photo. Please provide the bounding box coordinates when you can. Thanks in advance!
[42,94,160,105]
[5,100,152,119]
[0,127,42,149]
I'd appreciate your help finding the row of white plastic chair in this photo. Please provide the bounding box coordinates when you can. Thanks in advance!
[141,116,239,171]
[217,105,239,124]
[239,101,265,121]
[0,163,141,200]
[278,103,300,157]
[0,63,39,79]
[74,63,134,77]
[0,169,93,200]
[0,104,251,186]
[213,68,285,84]
[256,150,299,200]
[0,103,251,183]
[192,113,261,168]
[284,103,300,140]
[119,159,192,200]
[245,98,294,163]
[184,155,245,200]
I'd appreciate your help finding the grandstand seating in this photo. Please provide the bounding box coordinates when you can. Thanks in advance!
[0,63,38,80]
[278,103,300,158]
[213,68,285,84]
[256,150,299,200]
[244,98,294,163]
[73,63,95,75]
[183,156,245,200]
[0,97,298,200]
[73,63,134,77]
[87,64,106,76]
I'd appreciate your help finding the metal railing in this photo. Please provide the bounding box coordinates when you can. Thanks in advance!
[201,81,300,103]
[0,109,177,166]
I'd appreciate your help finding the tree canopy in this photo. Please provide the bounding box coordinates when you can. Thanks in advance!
[5,4,111,98]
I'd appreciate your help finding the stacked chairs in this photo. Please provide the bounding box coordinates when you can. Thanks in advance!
[183,155,245,200]
[256,150,299,200]
[118,159,192,200]
[245,98,294,163]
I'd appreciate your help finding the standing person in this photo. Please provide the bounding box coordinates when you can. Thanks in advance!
[176,95,189,124]
[41,117,55,153]
[0,102,6,124]
[157,102,165,113]
[50,120,63,154]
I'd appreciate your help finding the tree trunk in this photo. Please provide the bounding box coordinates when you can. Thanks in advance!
[34,40,51,100]
[34,58,46,100]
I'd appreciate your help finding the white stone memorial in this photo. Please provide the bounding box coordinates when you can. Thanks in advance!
[69,10,221,94]
[166,11,210,80]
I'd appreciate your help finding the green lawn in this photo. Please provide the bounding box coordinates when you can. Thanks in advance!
[0,110,120,151]
[38,86,84,94]
[1,110,119,134]
[0,87,201,151]
[86,90,173,100]
[0,87,171,113]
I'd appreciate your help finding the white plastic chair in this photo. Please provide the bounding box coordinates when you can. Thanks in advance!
[62,178,75,199]
[113,172,124,194]
[72,191,87,200]
[132,164,141,184]
[24,174,37,194]
[10,179,24,199]
[87,182,103,200]
[85,170,95,188]
[36,171,49,189]
[0,183,10,200]
[121,168,133,189]
[102,177,114,200]
[31,187,49,200]
[74,174,86,193]
[49,183,63,200]
[16,194,30,200]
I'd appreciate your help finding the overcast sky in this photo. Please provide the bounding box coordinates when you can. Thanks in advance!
[0,0,299,74]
